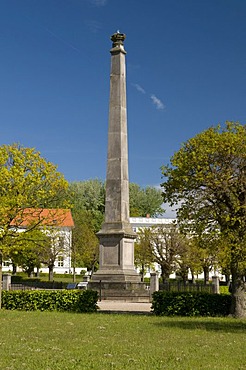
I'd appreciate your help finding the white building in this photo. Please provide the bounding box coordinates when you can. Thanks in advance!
[2,208,74,275]
[130,217,221,281]
[130,217,177,278]
[130,216,176,233]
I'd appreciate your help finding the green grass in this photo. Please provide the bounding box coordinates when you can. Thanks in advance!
[0,311,245,369]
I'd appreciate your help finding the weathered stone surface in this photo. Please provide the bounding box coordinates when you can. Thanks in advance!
[90,32,141,287]
[89,281,150,302]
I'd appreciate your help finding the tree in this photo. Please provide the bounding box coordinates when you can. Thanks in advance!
[129,183,164,217]
[0,144,69,308]
[68,180,164,224]
[38,229,71,281]
[67,181,104,275]
[71,210,99,276]
[150,224,187,283]
[9,229,49,277]
[161,122,246,317]
[187,233,219,284]
[68,179,105,232]
[134,228,154,281]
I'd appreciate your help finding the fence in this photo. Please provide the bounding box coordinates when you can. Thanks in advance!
[9,281,64,291]
[159,281,213,293]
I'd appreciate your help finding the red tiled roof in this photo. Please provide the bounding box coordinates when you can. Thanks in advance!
[11,208,74,228]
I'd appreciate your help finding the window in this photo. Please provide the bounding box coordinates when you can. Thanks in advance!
[57,256,64,267]
[58,236,65,248]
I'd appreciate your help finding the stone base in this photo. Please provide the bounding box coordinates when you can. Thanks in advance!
[88,281,150,302]
[90,268,141,283]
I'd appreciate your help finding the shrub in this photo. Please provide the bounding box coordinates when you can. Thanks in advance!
[219,285,229,294]
[2,289,98,313]
[152,291,231,317]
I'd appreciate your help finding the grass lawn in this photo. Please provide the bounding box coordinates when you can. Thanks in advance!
[0,311,245,370]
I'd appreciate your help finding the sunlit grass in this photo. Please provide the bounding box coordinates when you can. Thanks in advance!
[0,310,245,369]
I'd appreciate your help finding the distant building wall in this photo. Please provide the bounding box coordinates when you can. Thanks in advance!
[130,217,223,281]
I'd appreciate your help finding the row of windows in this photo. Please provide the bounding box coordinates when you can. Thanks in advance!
[3,256,65,268]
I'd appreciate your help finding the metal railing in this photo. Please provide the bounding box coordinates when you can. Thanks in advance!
[159,281,213,293]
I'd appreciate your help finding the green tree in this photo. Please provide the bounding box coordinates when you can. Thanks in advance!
[161,122,246,318]
[68,180,164,223]
[72,210,99,276]
[67,181,103,276]
[9,229,49,277]
[0,144,69,308]
[129,183,164,217]
[68,179,105,232]
[38,229,71,281]
[149,224,187,283]
[180,233,219,285]
[134,228,154,281]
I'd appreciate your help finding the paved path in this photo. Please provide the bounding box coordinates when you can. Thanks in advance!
[98,300,152,314]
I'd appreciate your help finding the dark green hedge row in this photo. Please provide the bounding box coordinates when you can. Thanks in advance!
[152,291,232,316]
[2,289,98,313]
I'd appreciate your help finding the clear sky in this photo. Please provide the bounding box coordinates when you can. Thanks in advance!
[1,0,245,192]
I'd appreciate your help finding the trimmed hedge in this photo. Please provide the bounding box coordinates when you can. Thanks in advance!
[152,291,232,317]
[2,289,98,313]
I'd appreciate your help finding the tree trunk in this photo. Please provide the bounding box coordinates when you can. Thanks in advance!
[48,265,54,281]
[36,266,40,278]
[230,269,246,318]
[181,267,188,283]
[225,274,230,285]
[12,263,17,275]
[160,266,169,284]
[140,263,145,282]
[73,265,76,283]
[203,266,209,285]
[191,270,195,284]
[27,267,34,278]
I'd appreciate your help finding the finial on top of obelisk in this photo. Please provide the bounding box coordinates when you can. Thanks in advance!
[111,31,126,50]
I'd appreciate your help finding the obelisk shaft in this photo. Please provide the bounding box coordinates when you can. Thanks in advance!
[101,33,133,235]
[92,33,140,283]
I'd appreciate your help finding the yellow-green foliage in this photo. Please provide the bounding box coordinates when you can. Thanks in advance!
[161,122,246,289]
[0,143,69,256]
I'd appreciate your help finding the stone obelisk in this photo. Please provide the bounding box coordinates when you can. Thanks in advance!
[91,32,140,284]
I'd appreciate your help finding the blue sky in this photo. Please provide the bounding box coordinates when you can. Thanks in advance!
[1,0,245,195]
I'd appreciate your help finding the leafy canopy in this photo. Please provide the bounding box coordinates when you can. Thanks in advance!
[161,121,246,314]
[0,143,69,255]
[129,183,164,217]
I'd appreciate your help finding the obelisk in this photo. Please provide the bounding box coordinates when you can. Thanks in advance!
[91,32,140,283]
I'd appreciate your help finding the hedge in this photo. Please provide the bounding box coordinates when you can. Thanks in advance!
[2,289,98,313]
[152,291,232,317]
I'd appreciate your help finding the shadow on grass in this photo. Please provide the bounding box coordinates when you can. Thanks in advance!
[153,317,246,333]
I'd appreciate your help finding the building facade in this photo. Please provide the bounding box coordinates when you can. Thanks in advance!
[2,209,74,275]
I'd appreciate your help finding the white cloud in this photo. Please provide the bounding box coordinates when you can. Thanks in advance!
[131,83,166,111]
[132,83,146,94]
[150,94,165,110]
[84,20,102,33]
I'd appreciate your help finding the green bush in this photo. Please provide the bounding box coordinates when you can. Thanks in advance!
[152,291,231,317]
[2,289,98,313]
[219,285,230,294]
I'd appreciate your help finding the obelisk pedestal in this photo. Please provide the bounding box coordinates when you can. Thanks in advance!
[89,33,149,301]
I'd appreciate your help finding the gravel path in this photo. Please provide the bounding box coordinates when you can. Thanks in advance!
[97,300,152,314]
